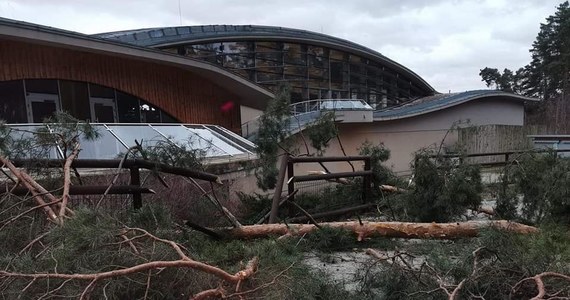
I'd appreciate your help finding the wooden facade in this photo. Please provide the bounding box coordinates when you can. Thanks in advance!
[0,40,242,131]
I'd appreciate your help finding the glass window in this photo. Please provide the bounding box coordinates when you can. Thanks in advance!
[0,80,27,123]
[255,41,281,51]
[330,61,348,85]
[107,124,165,148]
[8,125,60,158]
[116,92,140,123]
[308,46,327,58]
[89,83,114,98]
[79,126,127,159]
[140,102,161,123]
[283,43,306,65]
[24,79,58,94]
[329,50,347,61]
[256,71,282,82]
[256,51,282,65]
[284,66,306,77]
[60,80,90,121]
[224,54,254,69]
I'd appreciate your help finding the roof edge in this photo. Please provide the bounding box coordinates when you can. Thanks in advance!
[0,18,274,109]
[373,90,538,121]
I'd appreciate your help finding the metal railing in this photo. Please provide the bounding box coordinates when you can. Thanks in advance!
[241,99,373,139]
[289,99,373,115]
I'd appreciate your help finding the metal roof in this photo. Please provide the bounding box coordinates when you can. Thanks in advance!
[0,17,274,109]
[374,90,537,121]
[94,25,435,94]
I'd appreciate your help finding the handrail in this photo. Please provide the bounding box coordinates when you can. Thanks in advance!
[241,99,373,138]
[290,99,373,115]
[428,148,570,159]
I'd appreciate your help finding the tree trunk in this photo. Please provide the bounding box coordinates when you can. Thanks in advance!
[215,220,537,241]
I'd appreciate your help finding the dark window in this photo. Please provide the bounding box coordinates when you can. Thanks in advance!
[140,101,161,123]
[0,80,27,123]
[31,100,57,123]
[116,92,140,123]
[89,83,115,98]
[60,80,90,120]
[24,79,58,94]
[93,103,115,123]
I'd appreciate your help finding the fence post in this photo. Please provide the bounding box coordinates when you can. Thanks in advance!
[286,159,296,217]
[130,166,142,209]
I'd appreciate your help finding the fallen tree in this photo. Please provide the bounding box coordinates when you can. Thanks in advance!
[215,220,538,241]
[0,227,259,300]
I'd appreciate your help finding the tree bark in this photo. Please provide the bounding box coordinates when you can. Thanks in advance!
[215,220,538,241]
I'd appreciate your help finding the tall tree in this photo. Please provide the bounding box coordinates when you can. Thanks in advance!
[526,1,570,100]
[479,67,526,93]
[480,1,570,101]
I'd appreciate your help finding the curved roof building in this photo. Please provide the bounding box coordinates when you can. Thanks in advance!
[95,25,435,108]
[0,18,538,171]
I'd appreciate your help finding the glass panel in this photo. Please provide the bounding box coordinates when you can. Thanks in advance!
[106,125,166,148]
[224,54,254,69]
[89,83,114,98]
[25,79,58,94]
[181,126,243,156]
[79,126,126,159]
[93,103,115,123]
[283,43,306,65]
[60,80,90,121]
[256,41,281,51]
[330,61,348,84]
[308,46,327,58]
[308,54,326,68]
[221,41,254,54]
[31,101,57,123]
[117,92,140,123]
[0,80,27,123]
[283,66,306,76]
[140,102,161,123]
[8,125,59,159]
[256,71,282,82]
[256,52,282,65]
[329,50,347,61]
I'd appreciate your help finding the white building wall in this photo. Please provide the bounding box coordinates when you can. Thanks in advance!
[290,97,525,175]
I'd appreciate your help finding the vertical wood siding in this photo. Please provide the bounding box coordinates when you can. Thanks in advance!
[0,40,242,131]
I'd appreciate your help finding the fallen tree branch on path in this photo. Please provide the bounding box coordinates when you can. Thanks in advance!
[0,227,259,300]
[214,220,538,241]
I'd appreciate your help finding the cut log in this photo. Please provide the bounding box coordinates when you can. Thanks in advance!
[379,185,407,193]
[216,220,538,241]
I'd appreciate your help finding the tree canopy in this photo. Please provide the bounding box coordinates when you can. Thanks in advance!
[480,1,570,101]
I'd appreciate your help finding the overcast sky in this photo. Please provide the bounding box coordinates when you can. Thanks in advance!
[0,0,563,92]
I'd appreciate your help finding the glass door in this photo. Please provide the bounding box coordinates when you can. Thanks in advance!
[26,93,60,123]
[90,97,117,123]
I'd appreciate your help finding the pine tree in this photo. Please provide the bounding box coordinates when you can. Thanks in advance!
[479,1,570,101]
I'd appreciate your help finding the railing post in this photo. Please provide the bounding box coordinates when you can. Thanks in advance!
[130,166,142,210]
[363,157,371,203]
